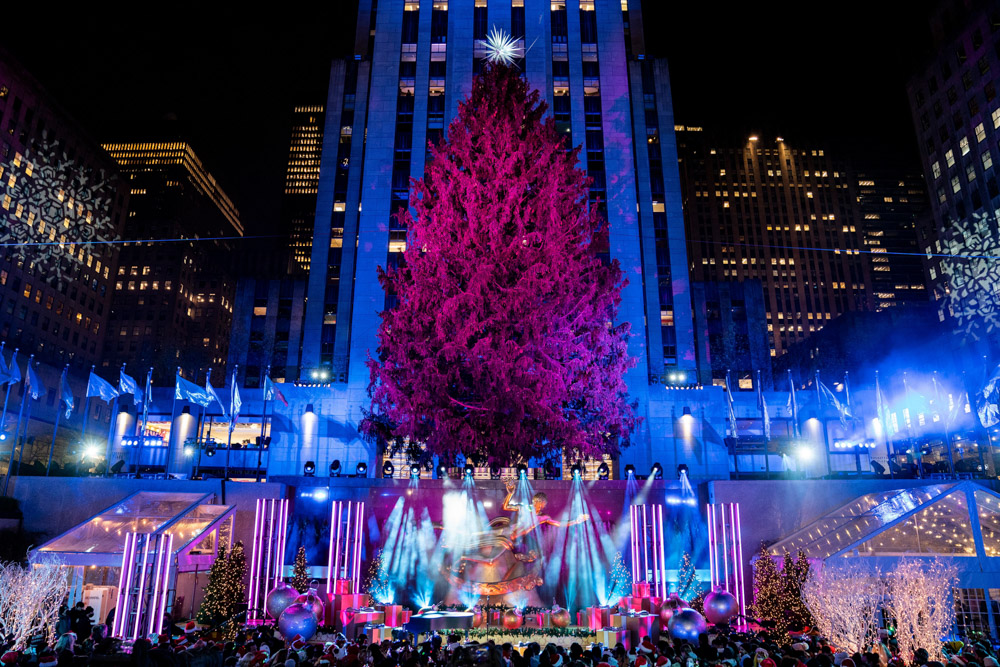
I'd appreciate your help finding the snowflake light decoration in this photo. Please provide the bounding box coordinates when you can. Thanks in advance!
[938,209,1000,343]
[479,26,522,66]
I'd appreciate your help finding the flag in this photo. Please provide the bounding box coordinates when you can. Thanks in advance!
[205,376,228,419]
[175,373,212,407]
[26,364,46,401]
[724,373,738,438]
[60,366,74,419]
[876,372,897,438]
[818,379,850,426]
[87,371,120,402]
[119,368,143,407]
[264,376,289,407]
[229,371,242,433]
[0,352,10,386]
[5,353,21,388]
[756,371,770,441]
[786,371,799,437]
[977,364,1000,428]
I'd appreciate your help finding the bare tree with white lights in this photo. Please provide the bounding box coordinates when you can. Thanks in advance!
[0,554,69,649]
[884,558,958,663]
[802,560,886,654]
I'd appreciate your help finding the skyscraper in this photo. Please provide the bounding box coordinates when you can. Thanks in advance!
[678,128,874,359]
[0,48,128,370]
[280,0,701,473]
[906,0,1000,343]
[101,141,242,382]
[284,105,325,275]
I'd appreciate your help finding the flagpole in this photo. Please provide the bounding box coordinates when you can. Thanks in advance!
[225,365,237,481]
[167,367,180,477]
[758,370,770,479]
[200,370,211,448]
[0,347,17,435]
[258,365,269,482]
[788,370,799,438]
[104,393,119,478]
[3,355,31,497]
[81,365,95,446]
[15,393,34,478]
[134,367,152,475]
[816,370,832,476]
[969,367,989,477]
[47,365,68,476]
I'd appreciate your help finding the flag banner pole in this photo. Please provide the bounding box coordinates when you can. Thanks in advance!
[0,347,15,434]
[104,395,119,477]
[81,365,95,445]
[3,359,31,496]
[47,364,69,476]
[15,397,34,478]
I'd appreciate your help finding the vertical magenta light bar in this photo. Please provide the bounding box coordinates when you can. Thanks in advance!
[327,500,338,595]
[734,503,746,625]
[641,503,648,583]
[657,504,667,599]
[353,501,365,593]
[333,501,344,586]
[276,498,290,581]
[248,499,262,619]
[154,534,173,635]
[147,535,166,637]
[131,535,152,640]
[344,502,353,586]
[628,506,637,583]
[707,503,716,588]
[263,500,275,600]
[112,531,136,638]
[720,504,729,593]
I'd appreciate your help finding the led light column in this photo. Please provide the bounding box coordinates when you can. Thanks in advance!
[111,532,173,640]
[707,502,746,628]
[248,498,289,620]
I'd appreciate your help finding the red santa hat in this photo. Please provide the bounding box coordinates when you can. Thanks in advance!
[657,658,670,667]
[38,651,57,667]
[640,638,655,654]
[1,653,19,667]
[635,656,649,667]
[184,620,197,634]
[291,636,307,651]
[174,636,189,650]
[158,634,171,646]
[550,654,564,667]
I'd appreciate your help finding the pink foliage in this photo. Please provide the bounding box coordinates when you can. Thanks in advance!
[367,65,639,466]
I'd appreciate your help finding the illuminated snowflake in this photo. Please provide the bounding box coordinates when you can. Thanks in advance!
[938,209,1000,343]
[478,26,522,67]
[0,140,117,283]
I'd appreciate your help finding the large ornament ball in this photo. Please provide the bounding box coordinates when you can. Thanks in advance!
[266,582,300,619]
[502,609,523,630]
[659,593,689,626]
[294,588,327,624]
[703,587,738,625]
[551,608,571,628]
[668,608,707,641]
[278,603,318,641]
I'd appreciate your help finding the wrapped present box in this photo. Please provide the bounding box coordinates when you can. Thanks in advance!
[623,612,658,648]
[383,605,406,627]
[488,610,504,626]
[366,624,392,644]
[586,606,614,631]
[524,611,550,629]
[640,596,662,614]
[597,628,624,647]
[632,582,651,598]
[333,593,371,630]
[332,579,354,595]
[619,596,644,612]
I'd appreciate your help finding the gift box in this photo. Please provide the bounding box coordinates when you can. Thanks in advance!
[619,596,644,612]
[383,605,405,627]
[597,628,624,647]
[586,606,613,631]
[332,579,354,595]
[525,611,550,628]
[489,610,504,626]
[632,582,651,598]
[333,593,371,629]
[640,596,662,613]
[366,624,392,644]
[401,609,411,624]
[623,612,657,648]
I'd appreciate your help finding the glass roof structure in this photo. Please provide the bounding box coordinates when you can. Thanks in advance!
[37,491,234,566]
[768,483,1000,560]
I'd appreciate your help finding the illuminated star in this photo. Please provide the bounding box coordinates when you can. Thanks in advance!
[480,26,522,66]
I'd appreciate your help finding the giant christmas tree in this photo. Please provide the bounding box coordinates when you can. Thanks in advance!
[367,62,638,465]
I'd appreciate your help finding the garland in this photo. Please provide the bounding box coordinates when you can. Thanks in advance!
[468,627,596,639]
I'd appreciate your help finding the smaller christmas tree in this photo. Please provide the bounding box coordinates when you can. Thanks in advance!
[750,545,784,631]
[676,551,701,600]
[782,549,813,632]
[290,546,310,593]
[197,542,229,625]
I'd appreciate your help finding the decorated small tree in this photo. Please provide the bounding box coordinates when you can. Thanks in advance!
[365,62,638,466]
[801,560,885,655]
[197,543,229,625]
[291,546,310,593]
[781,549,814,631]
[750,545,784,631]
[885,558,957,663]
[0,553,68,649]
[676,551,701,600]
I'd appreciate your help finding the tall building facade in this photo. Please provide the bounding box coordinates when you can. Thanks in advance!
[906,0,1000,341]
[691,280,772,390]
[101,142,242,383]
[0,49,129,371]
[285,105,325,275]
[278,0,705,473]
[678,128,874,359]
[854,171,930,310]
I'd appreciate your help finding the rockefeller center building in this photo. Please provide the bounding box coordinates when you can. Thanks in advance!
[284,0,705,474]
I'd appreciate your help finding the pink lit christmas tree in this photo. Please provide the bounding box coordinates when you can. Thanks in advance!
[366,63,638,466]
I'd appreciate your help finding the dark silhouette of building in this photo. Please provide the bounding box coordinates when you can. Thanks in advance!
[101,141,242,383]
[692,280,772,390]
[0,49,128,371]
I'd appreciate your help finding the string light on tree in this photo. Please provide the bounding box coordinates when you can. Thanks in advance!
[291,545,311,593]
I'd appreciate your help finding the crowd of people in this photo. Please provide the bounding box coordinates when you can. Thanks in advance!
[1,616,997,667]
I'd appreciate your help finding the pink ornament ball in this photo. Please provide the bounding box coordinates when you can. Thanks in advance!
[278,603,318,641]
[659,592,689,626]
[266,581,300,619]
[703,586,738,625]
[502,609,523,630]
[294,588,327,624]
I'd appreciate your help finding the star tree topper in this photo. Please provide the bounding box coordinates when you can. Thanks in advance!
[480,26,523,66]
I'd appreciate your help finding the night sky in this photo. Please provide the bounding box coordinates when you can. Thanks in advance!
[3,1,935,235]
